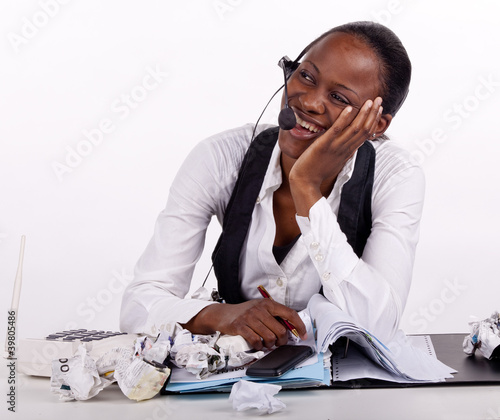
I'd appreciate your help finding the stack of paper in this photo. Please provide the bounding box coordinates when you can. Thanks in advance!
[309,294,455,383]
[165,351,329,393]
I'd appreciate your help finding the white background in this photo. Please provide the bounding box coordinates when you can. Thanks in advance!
[1,0,499,342]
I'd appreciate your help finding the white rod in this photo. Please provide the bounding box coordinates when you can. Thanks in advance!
[4,235,25,358]
[10,235,26,311]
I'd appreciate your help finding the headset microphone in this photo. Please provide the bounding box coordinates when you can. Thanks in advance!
[278,56,297,130]
[249,56,302,142]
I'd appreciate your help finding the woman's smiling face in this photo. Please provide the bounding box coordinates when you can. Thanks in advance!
[278,31,386,160]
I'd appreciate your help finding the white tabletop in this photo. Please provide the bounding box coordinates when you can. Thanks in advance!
[6,368,500,420]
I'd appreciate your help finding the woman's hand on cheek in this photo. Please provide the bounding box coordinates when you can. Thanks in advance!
[289,97,383,216]
[182,299,307,351]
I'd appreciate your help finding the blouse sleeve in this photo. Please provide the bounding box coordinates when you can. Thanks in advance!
[120,126,254,335]
[296,146,425,343]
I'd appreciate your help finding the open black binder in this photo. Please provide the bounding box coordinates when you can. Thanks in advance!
[331,333,500,388]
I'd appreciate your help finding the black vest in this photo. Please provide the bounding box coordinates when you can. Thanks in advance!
[212,126,375,304]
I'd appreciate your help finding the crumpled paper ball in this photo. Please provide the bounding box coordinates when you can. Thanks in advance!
[228,380,286,414]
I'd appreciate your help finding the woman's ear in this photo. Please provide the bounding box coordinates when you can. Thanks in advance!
[374,113,392,138]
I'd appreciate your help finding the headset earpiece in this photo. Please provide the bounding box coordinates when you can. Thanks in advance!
[277,56,297,130]
[278,56,299,79]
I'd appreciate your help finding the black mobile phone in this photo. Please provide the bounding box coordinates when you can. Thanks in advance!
[246,345,314,378]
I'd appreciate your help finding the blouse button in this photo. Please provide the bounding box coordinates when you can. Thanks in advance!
[315,254,324,262]
[276,277,283,287]
[310,241,319,250]
[322,272,331,281]
[256,196,261,204]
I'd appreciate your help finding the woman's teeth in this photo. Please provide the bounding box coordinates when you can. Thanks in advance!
[295,115,322,133]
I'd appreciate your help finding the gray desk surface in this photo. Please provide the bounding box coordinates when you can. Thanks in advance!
[6,369,500,420]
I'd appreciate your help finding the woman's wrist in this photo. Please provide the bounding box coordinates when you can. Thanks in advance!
[182,303,220,335]
[289,179,322,217]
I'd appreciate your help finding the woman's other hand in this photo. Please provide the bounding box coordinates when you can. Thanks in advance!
[182,299,307,351]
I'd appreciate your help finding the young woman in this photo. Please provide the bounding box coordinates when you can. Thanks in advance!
[120,21,423,350]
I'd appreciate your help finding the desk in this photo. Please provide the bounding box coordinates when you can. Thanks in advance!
[6,370,500,420]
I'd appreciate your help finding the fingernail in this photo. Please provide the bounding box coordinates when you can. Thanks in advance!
[378,106,383,115]
[346,106,353,113]
[366,100,373,109]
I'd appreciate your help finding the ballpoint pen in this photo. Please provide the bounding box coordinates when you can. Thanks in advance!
[257,285,300,338]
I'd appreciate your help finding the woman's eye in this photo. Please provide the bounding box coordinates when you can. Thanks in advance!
[331,93,349,105]
[299,70,314,83]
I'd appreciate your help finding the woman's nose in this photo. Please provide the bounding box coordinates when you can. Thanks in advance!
[298,90,326,115]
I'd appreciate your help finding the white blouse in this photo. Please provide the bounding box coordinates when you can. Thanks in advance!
[120,124,425,343]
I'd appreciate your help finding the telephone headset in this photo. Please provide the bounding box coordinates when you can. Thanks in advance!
[276,55,300,131]
[249,51,307,142]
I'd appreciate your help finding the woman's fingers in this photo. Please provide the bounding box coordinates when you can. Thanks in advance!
[337,97,382,148]
[363,97,383,138]
[320,97,383,150]
[245,316,288,350]
[245,300,307,349]
[206,299,307,351]
[369,102,384,136]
